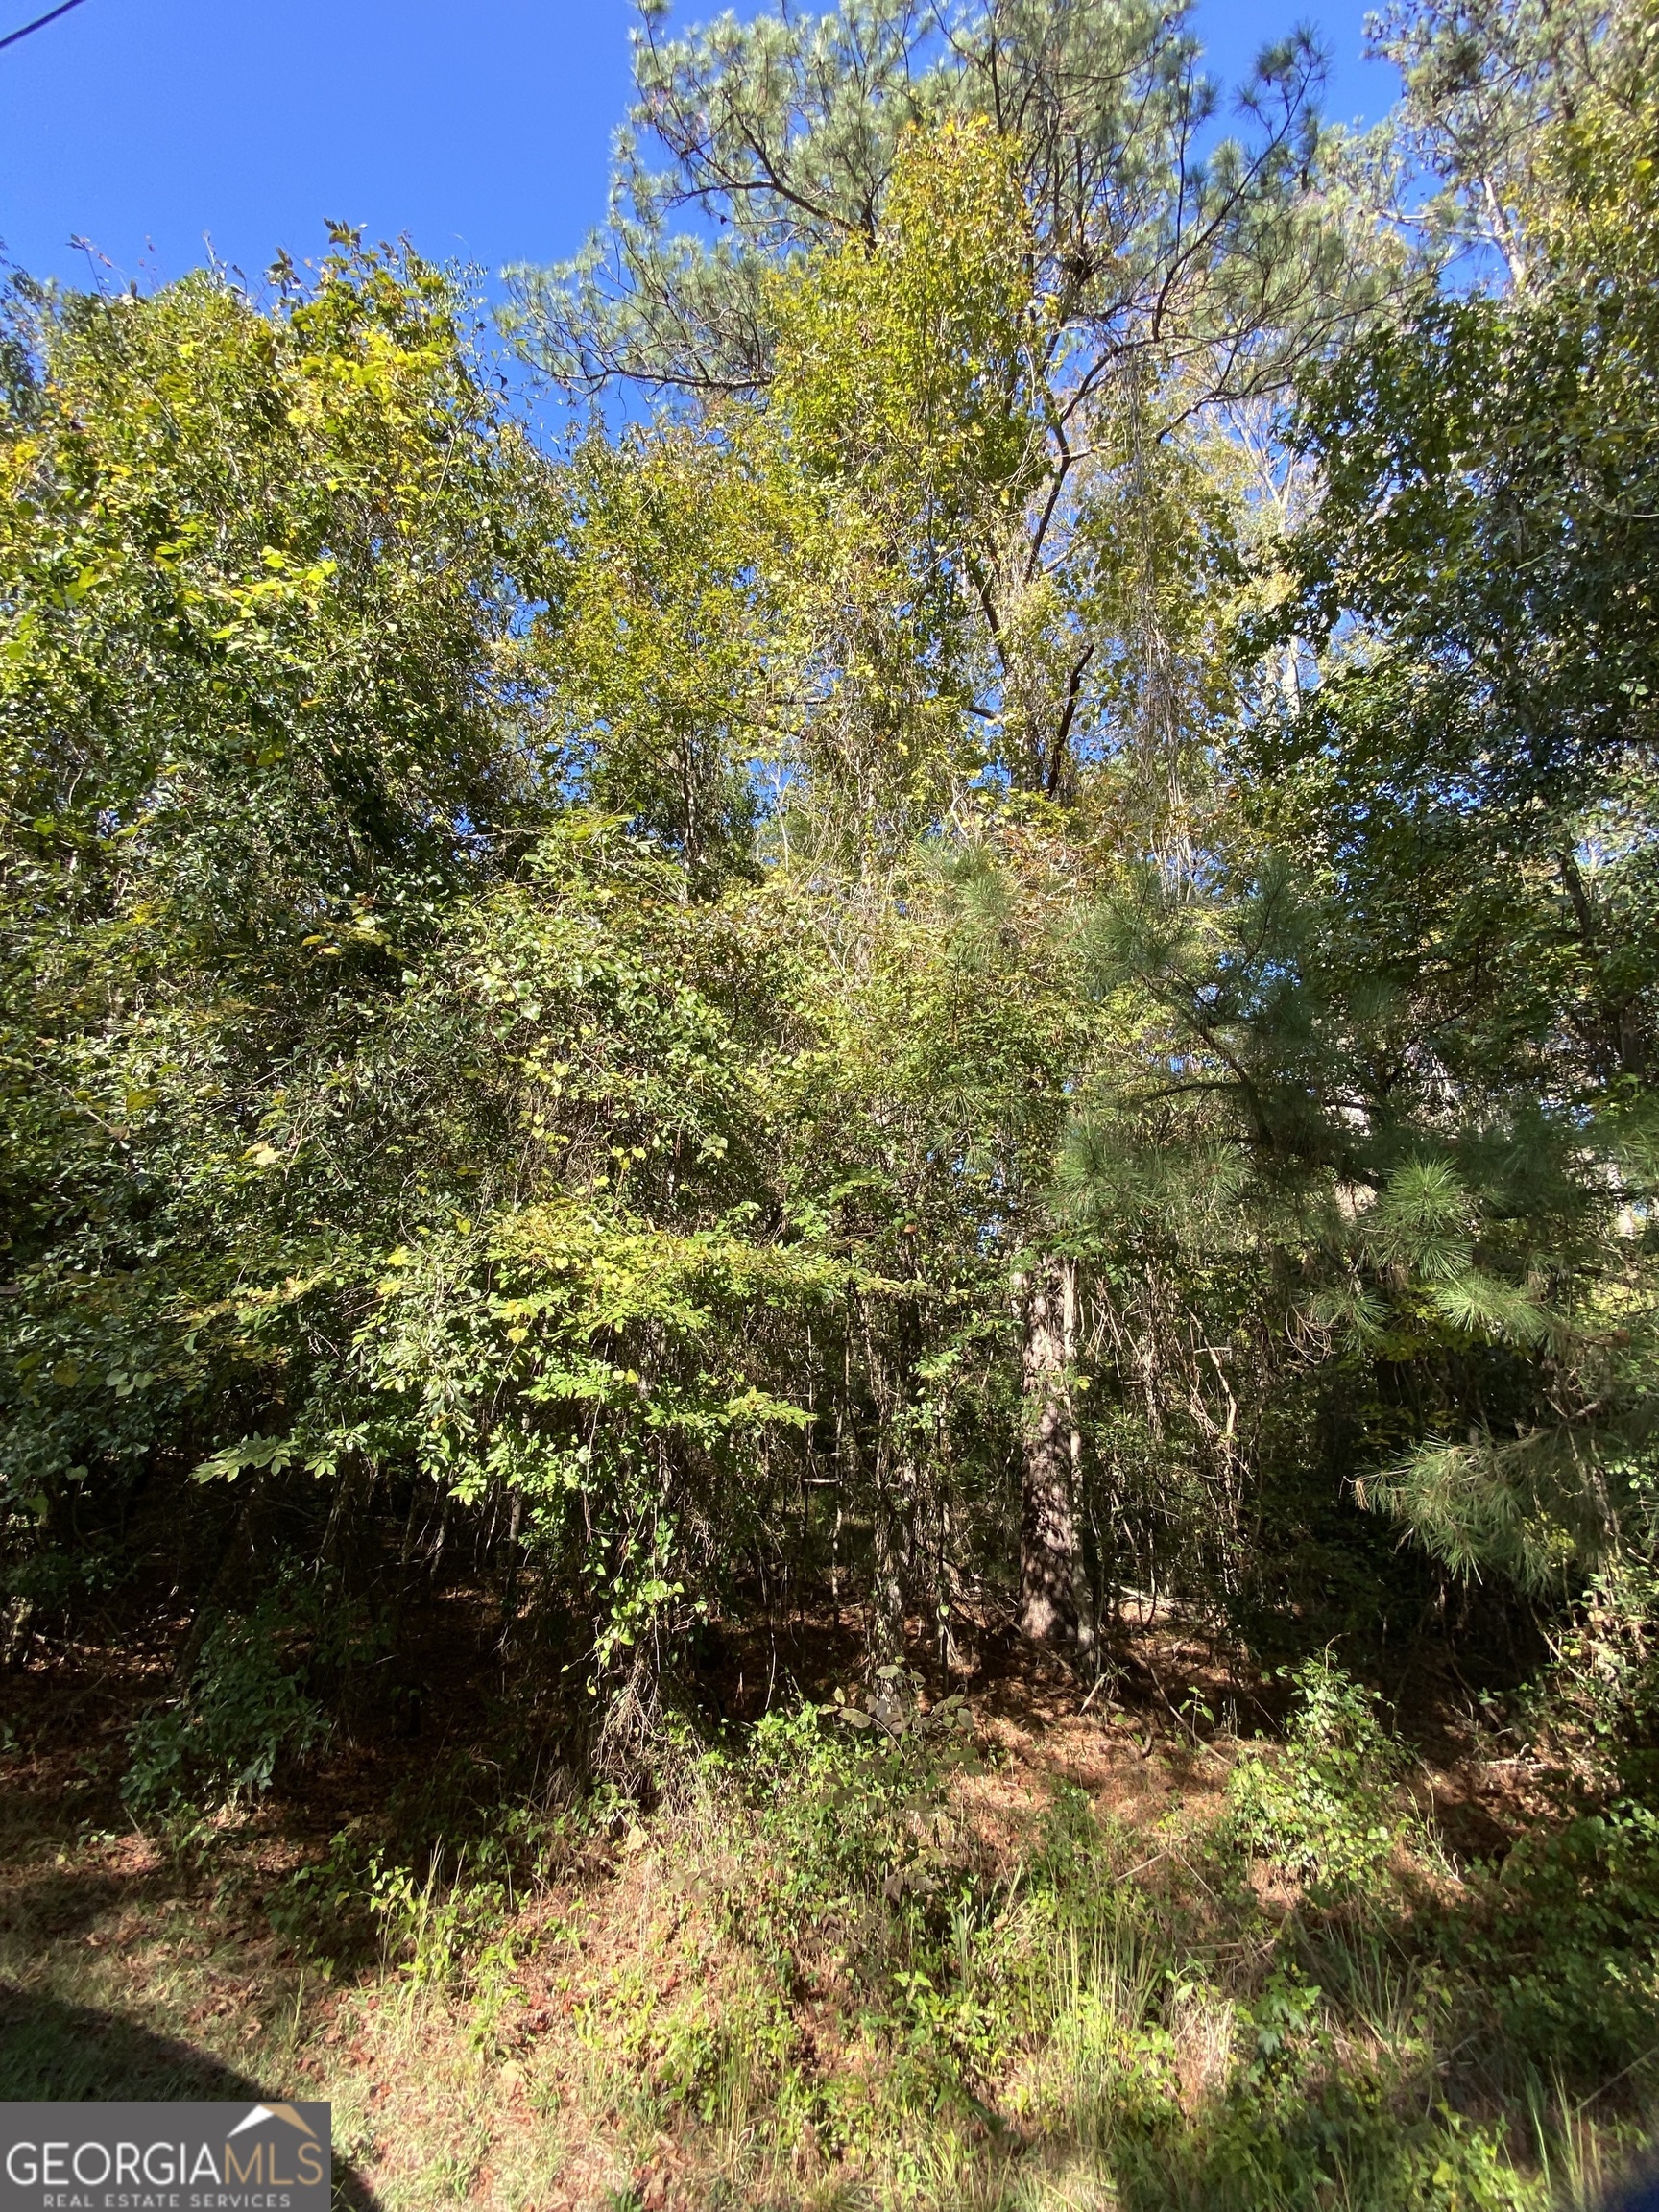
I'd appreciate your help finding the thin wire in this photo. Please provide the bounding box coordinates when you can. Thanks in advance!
[0,0,89,54]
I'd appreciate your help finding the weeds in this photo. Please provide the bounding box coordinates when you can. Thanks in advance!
[1226,1654,1414,1900]
[11,1659,1659,2208]
[124,1600,332,1819]
[554,1667,1656,2206]
[120,1566,392,1821]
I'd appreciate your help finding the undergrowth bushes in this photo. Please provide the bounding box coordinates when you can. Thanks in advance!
[108,1655,1659,2206]
[1227,1654,1416,1899]
[640,1669,1626,2208]
[122,1574,353,1818]
[1452,1802,1659,2088]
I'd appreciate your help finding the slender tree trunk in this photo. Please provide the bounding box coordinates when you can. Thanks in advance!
[858,1295,908,1661]
[1070,1375,1096,1659]
[497,1485,526,1660]
[321,1457,374,1576]
[1018,1257,1080,1646]
[871,1435,905,1662]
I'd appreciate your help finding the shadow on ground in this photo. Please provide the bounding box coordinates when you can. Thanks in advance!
[0,1982,381,2210]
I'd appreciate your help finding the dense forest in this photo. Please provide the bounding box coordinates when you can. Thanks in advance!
[5,0,1659,2203]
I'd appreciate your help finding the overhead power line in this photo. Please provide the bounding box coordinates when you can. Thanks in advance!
[0,0,90,54]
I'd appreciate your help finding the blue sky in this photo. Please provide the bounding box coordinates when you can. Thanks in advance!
[1,0,1397,298]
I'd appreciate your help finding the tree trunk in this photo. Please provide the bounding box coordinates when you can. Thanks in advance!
[320,1456,375,1576]
[857,1295,908,1661]
[870,1437,905,1662]
[1018,1257,1079,1646]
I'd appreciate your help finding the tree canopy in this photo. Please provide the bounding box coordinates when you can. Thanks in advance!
[5,0,1659,1829]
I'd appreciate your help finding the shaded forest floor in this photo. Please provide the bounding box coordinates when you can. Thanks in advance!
[1,1597,1653,2211]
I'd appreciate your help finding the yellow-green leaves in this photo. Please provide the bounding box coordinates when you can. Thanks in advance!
[0,236,558,992]
[549,423,790,882]
[770,118,1036,512]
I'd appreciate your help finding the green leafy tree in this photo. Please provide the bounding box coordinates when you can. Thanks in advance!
[507,0,1395,1649]
[0,234,559,1591]
[1245,0,1659,1615]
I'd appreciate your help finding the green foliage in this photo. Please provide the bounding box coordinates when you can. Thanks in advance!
[123,1583,338,1816]
[1454,1801,1659,2085]
[0,5,1424,1782]
[5,14,1659,2190]
[742,1678,978,1918]
[0,232,560,1570]
[1523,1553,1659,1800]
[366,1850,513,1994]
[1229,1657,1413,1898]
[501,1712,1583,2208]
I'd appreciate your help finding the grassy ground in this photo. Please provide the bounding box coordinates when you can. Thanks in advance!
[2,1609,1656,2211]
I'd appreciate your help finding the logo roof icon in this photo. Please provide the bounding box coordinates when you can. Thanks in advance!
[227,2105,318,2140]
